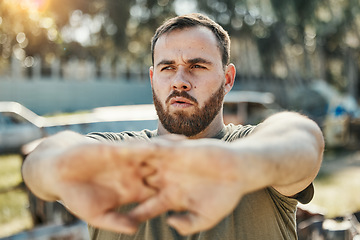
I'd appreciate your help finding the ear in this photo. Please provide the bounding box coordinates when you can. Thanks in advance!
[149,66,154,87]
[224,63,236,94]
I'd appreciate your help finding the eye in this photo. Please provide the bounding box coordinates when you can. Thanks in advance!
[161,66,174,71]
[191,64,206,69]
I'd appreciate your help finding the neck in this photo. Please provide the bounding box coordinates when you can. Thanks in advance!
[157,113,225,139]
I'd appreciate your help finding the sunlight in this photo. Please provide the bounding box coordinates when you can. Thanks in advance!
[4,0,50,12]
[173,0,198,15]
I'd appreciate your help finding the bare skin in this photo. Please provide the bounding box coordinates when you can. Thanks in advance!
[23,131,157,234]
[22,25,324,236]
[127,112,324,235]
[23,112,324,235]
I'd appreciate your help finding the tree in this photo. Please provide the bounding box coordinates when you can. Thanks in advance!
[1,0,359,98]
[196,0,360,97]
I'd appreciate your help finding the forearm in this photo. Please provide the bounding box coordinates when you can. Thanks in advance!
[230,111,324,196]
[22,131,95,201]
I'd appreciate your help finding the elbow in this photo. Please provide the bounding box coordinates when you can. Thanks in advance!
[305,119,324,179]
[307,117,325,160]
[284,111,325,153]
[277,111,325,166]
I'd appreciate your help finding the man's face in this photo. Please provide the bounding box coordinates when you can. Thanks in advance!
[152,84,225,137]
[150,26,234,137]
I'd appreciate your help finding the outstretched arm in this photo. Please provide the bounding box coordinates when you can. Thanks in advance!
[236,111,324,197]
[22,131,95,201]
[129,111,324,235]
[22,131,156,234]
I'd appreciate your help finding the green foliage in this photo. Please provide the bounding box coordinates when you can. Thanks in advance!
[195,0,360,90]
[0,0,359,92]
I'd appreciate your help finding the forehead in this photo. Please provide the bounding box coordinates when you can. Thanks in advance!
[153,26,222,64]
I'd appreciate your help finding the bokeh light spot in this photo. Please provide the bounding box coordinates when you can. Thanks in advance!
[16,32,26,44]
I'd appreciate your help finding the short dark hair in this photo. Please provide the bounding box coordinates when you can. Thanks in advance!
[151,13,231,67]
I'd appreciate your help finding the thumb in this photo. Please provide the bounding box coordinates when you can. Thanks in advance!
[88,211,139,235]
[128,194,171,222]
[167,212,215,236]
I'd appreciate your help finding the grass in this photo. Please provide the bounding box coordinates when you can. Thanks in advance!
[311,149,360,218]
[0,155,23,190]
[0,154,33,237]
[313,168,360,217]
[0,150,359,237]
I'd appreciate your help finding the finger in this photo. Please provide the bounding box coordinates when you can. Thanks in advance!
[132,185,157,203]
[89,211,139,235]
[139,162,157,176]
[167,213,215,236]
[144,173,162,189]
[128,195,171,222]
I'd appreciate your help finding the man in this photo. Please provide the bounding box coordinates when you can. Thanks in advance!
[22,13,324,240]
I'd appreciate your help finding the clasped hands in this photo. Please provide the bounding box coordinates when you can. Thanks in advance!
[52,137,244,236]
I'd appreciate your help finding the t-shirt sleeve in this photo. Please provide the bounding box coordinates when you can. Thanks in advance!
[86,130,156,143]
[290,183,314,204]
[267,187,298,212]
[86,132,125,142]
[224,124,257,142]
[268,183,314,205]
[238,125,257,138]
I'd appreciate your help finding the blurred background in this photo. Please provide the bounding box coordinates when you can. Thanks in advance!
[0,0,360,239]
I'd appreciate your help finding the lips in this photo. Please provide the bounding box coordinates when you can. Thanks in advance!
[169,97,194,105]
[165,91,198,109]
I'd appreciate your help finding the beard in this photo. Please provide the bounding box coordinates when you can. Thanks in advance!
[152,84,225,137]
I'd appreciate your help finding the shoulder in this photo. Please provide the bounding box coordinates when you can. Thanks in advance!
[86,129,157,143]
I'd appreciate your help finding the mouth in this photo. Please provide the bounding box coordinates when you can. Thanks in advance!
[169,97,194,108]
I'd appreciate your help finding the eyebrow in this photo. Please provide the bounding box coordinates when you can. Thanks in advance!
[156,60,175,67]
[156,58,213,67]
[187,58,212,65]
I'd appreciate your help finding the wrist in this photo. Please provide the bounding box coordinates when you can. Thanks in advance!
[23,149,62,201]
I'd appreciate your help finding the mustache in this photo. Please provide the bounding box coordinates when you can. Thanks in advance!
[165,91,198,104]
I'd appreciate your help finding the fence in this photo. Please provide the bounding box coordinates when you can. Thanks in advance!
[0,56,313,115]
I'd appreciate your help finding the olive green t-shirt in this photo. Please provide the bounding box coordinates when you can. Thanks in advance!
[87,124,313,240]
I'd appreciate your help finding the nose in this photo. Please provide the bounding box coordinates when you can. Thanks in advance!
[172,68,191,91]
